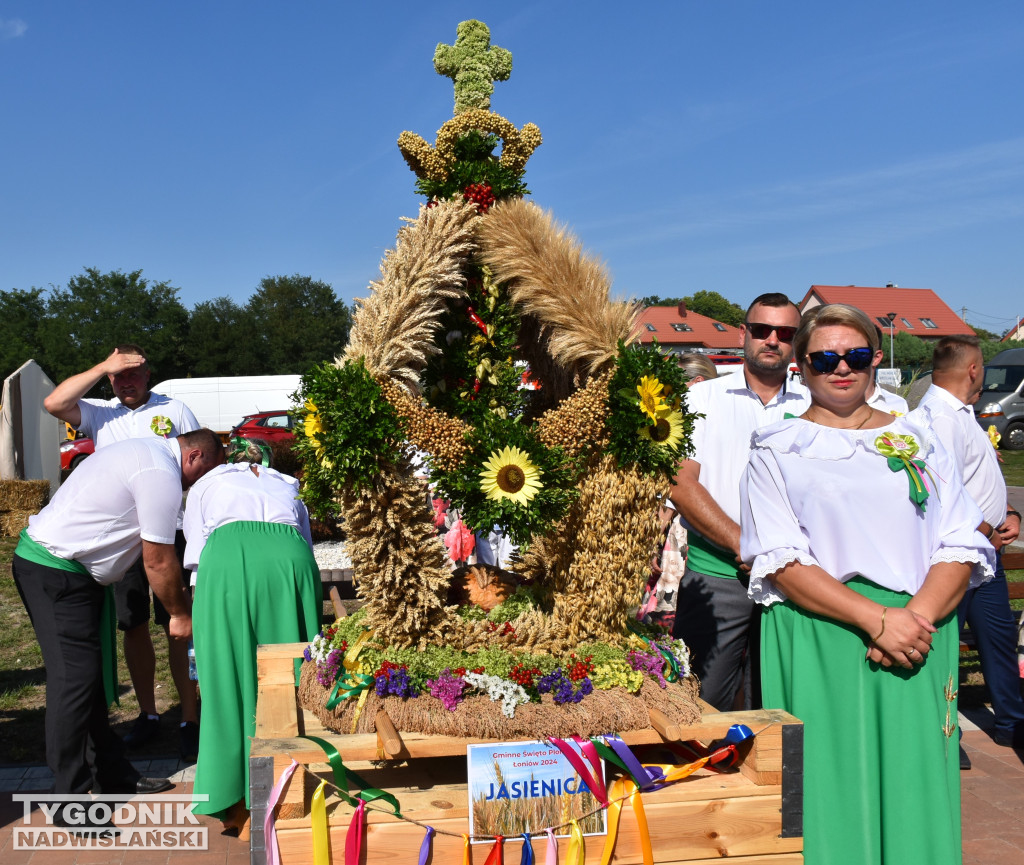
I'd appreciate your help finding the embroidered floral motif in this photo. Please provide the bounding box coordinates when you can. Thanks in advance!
[942,674,958,740]
[150,415,172,437]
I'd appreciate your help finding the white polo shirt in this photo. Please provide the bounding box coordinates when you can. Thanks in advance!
[684,370,811,528]
[182,463,313,581]
[28,437,184,584]
[911,383,1006,528]
[868,385,909,414]
[78,392,200,448]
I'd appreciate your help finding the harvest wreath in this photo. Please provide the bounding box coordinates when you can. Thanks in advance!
[293,19,702,737]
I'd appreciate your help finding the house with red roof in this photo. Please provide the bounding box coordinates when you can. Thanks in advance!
[799,285,973,341]
[633,302,741,353]
[1001,322,1024,342]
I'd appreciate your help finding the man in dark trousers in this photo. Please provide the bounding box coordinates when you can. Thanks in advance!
[11,429,224,805]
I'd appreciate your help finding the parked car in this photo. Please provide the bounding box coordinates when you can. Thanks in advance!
[976,347,1024,450]
[229,410,296,446]
[60,435,95,471]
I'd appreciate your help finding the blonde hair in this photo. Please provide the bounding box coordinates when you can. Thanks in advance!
[677,352,718,382]
[794,303,879,364]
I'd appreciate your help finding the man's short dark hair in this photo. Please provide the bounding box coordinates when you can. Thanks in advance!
[745,293,799,320]
[932,334,981,375]
[178,429,226,467]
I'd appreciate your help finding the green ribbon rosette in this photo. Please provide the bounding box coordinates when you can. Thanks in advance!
[227,435,271,467]
[875,432,930,511]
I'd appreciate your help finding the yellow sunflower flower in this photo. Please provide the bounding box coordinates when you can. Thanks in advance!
[479,446,543,507]
[640,409,685,450]
[636,375,668,422]
[304,400,324,450]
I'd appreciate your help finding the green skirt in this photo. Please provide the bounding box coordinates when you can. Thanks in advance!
[191,521,322,817]
[761,577,960,865]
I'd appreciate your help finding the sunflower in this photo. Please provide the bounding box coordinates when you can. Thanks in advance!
[636,375,668,422]
[479,445,543,506]
[304,399,324,450]
[640,409,685,450]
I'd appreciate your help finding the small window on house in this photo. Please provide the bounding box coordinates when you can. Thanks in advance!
[876,316,895,330]
[645,324,656,332]
[671,323,692,332]
[920,318,938,328]
[713,323,727,332]
[900,318,913,328]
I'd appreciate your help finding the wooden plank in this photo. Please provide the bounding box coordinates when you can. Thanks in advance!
[255,683,300,739]
[1002,551,1024,572]
[329,585,348,619]
[274,790,801,864]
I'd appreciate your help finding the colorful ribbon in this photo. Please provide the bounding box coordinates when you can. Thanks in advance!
[264,759,300,865]
[484,835,504,865]
[324,629,376,711]
[311,780,329,865]
[626,620,682,682]
[566,820,585,865]
[345,799,365,865]
[418,827,434,865]
[875,432,932,510]
[600,777,653,865]
[547,737,608,806]
[300,735,402,815]
[462,833,471,865]
[519,832,534,865]
[544,829,557,865]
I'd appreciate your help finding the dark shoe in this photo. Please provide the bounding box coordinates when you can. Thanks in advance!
[959,745,972,770]
[55,818,119,838]
[102,775,174,795]
[123,712,160,747]
[179,722,200,762]
[992,730,1024,748]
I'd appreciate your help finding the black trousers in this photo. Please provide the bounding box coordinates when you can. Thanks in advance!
[12,554,137,794]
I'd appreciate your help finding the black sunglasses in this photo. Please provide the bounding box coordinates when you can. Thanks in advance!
[806,347,874,374]
[745,322,796,342]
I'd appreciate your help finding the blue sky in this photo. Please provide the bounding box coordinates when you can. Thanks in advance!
[2,2,1022,335]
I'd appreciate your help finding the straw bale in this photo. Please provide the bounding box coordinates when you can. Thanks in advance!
[0,510,34,537]
[0,479,50,512]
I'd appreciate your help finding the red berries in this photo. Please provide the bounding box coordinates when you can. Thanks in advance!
[463,183,496,213]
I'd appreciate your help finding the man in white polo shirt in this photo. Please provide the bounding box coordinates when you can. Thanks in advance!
[911,335,1023,766]
[669,293,809,710]
[11,430,224,803]
[44,344,201,757]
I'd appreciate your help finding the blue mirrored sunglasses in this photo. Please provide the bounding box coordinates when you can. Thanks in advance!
[806,347,874,374]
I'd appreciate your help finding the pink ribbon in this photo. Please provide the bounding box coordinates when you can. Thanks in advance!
[544,828,558,865]
[345,799,366,865]
[264,759,300,865]
[547,737,608,806]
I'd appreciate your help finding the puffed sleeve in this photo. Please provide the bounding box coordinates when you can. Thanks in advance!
[181,480,208,576]
[925,436,996,586]
[740,447,820,605]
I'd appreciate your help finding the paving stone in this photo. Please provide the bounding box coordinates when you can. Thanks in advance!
[0,768,27,780]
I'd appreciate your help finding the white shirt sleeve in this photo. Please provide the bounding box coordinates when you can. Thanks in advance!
[740,447,820,605]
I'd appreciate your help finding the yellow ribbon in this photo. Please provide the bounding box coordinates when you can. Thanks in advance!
[600,778,653,865]
[311,780,330,865]
[566,820,585,865]
[462,834,471,865]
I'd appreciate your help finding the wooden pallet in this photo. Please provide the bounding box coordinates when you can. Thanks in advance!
[249,643,803,864]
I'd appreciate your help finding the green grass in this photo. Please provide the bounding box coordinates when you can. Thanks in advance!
[1001,450,1024,487]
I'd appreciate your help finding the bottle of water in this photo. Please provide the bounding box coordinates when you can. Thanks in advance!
[187,639,197,682]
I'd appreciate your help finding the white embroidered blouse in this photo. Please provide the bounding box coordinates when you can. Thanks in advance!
[739,415,995,606]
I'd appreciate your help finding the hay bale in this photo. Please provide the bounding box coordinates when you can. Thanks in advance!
[0,510,34,537]
[0,479,50,512]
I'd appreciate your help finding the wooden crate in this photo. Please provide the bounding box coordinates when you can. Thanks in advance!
[249,643,804,864]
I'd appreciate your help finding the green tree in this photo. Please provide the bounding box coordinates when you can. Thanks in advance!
[40,268,190,390]
[982,339,1024,362]
[185,296,259,377]
[0,288,51,382]
[683,290,746,327]
[244,275,352,374]
[880,331,933,369]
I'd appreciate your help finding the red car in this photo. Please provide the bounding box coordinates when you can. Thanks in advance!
[229,410,296,445]
[60,435,95,472]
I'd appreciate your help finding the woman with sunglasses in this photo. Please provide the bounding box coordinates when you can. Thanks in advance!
[739,303,993,865]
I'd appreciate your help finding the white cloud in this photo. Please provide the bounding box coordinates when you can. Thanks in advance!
[0,18,28,39]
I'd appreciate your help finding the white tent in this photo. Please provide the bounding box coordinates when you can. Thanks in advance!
[0,359,62,490]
